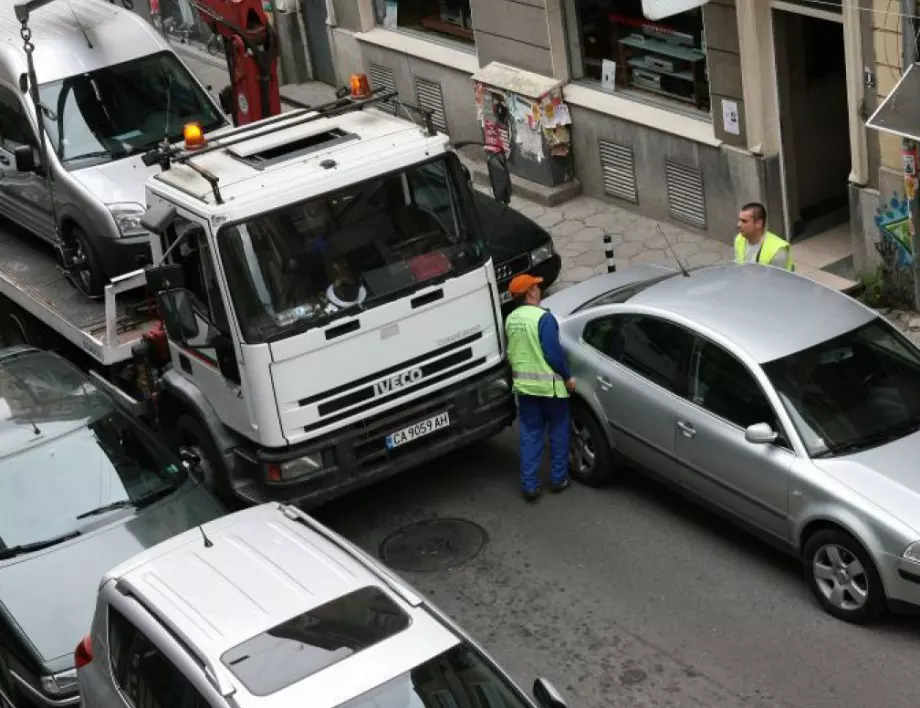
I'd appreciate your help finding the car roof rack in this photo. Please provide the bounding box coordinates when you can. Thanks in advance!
[142,88,400,205]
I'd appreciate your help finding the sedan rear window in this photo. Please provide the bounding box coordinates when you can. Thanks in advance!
[221,586,411,696]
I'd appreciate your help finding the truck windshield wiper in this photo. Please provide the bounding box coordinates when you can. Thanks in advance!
[62,150,124,163]
[0,530,81,560]
[76,483,179,520]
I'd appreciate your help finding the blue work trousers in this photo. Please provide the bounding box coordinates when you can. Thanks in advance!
[518,394,570,493]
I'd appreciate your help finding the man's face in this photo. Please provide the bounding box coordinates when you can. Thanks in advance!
[527,284,542,302]
[737,209,763,240]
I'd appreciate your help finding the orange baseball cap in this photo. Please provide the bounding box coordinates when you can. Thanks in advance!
[507,274,544,297]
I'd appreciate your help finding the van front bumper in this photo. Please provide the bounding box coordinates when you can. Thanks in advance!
[231,364,515,508]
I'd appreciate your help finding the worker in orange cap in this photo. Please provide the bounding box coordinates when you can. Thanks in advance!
[504,274,575,502]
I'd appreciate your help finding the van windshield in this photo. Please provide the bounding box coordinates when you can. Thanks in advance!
[37,51,224,167]
[218,154,487,344]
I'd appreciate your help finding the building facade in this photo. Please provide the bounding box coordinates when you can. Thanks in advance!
[301,0,912,274]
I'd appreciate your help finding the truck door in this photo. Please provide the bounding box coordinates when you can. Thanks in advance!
[169,215,250,433]
[0,85,54,242]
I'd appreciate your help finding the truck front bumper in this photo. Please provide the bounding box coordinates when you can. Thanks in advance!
[232,364,515,508]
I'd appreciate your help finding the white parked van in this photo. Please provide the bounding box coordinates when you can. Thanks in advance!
[76,503,570,708]
[0,0,226,295]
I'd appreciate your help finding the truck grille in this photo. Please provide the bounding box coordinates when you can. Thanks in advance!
[494,254,531,283]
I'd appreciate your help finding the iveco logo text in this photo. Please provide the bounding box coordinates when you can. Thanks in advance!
[374,368,423,397]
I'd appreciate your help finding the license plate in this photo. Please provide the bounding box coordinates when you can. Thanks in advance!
[500,289,512,304]
[385,411,450,449]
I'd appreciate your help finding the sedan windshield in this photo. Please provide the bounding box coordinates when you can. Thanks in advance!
[339,643,532,708]
[37,52,224,166]
[0,354,187,552]
[218,155,486,343]
[763,320,920,457]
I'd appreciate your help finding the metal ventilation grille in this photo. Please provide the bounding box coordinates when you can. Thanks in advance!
[665,161,706,228]
[368,63,397,97]
[598,140,638,203]
[414,76,448,134]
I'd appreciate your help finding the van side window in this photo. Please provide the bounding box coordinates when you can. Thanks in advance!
[0,87,36,149]
[108,606,210,708]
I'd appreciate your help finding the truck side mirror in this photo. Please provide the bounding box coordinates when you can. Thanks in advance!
[157,288,200,344]
[460,163,473,185]
[141,202,177,234]
[13,145,34,173]
[145,263,186,293]
[487,151,511,205]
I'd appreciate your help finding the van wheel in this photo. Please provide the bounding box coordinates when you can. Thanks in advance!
[68,226,106,297]
[174,415,233,502]
[803,528,886,624]
[569,402,614,487]
[0,299,41,349]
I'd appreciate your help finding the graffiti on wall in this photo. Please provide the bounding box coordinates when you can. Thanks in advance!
[874,192,914,267]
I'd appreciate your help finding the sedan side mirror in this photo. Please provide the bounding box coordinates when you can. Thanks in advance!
[533,679,566,708]
[13,144,34,172]
[745,422,778,445]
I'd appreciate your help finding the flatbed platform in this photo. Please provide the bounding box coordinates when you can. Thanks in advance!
[0,222,154,365]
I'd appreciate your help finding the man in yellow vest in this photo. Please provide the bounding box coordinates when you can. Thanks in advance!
[734,202,795,271]
[505,274,576,502]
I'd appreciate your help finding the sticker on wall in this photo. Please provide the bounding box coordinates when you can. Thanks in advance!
[721,98,740,136]
[383,0,397,29]
[601,60,617,93]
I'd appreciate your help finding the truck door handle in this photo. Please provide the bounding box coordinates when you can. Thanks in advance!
[596,375,612,388]
[677,421,696,438]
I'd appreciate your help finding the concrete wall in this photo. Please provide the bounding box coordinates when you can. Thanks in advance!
[330,28,366,86]
[704,0,746,148]
[470,0,553,75]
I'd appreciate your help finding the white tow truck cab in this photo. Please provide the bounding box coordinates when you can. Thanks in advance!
[127,82,516,506]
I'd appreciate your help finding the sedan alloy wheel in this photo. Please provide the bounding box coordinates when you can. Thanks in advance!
[568,404,613,486]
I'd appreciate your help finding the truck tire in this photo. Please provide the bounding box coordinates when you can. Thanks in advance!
[173,414,234,503]
[0,299,42,349]
[69,225,106,297]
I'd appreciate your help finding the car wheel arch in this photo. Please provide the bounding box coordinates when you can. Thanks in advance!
[569,391,616,451]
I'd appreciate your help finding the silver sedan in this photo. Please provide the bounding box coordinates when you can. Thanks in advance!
[544,262,920,624]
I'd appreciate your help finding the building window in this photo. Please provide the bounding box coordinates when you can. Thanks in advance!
[566,0,710,112]
[374,0,475,45]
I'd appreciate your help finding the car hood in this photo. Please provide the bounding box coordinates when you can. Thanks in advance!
[812,428,920,536]
[473,191,550,262]
[69,153,159,205]
[0,483,224,669]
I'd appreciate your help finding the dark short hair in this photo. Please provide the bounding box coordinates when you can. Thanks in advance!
[741,202,767,225]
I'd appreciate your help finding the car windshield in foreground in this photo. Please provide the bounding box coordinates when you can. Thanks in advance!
[0,355,187,552]
[338,643,533,708]
[763,320,920,457]
[217,154,486,343]
[38,51,223,166]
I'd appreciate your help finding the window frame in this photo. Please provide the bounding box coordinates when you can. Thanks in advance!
[582,312,693,396]
[0,84,38,153]
[685,334,794,451]
[562,0,713,118]
[373,0,477,49]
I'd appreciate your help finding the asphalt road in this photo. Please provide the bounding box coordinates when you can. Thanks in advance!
[315,427,920,708]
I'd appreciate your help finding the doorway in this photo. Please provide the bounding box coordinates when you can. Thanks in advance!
[773,8,851,242]
[303,0,337,85]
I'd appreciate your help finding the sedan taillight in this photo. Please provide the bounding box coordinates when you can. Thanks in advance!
[74,635,93,670]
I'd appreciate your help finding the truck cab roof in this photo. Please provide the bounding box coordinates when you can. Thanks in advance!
[103,504,460,708]
[0,0,167,86]
[148,107,451,221]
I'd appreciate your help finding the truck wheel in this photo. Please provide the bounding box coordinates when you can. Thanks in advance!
[0,299,42,349]
[69,226,105,297]
[174,415,233,503]
[569,402,614,487]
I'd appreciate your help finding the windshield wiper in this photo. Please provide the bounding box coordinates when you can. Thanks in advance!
[0,530,81,560]
[62,150,124,163]
[76,483,179,520]
[820,415,920,456]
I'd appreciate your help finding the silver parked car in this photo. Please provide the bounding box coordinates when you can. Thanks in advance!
[544,262,920,624]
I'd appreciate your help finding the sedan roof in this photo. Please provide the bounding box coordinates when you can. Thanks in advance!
[628,264,876,363]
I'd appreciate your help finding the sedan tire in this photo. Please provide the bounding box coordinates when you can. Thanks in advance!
[803,528,885,624]
[569,402,614,487]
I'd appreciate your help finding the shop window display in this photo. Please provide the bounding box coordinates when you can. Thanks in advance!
[375,0,475,44]
[569,0,710,111]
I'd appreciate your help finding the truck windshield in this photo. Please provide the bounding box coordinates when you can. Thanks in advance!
[218,155,487,344]
[37,51,224,166]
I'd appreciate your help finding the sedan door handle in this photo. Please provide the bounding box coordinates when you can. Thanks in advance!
[596,375,613,388]
[677,421,696,438]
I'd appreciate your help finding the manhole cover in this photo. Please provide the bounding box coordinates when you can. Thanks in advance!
[378,518,488,572]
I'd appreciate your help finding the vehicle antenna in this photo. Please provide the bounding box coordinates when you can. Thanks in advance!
[199,525,214,548]
[656,223,690,277]
[66,1,94,49]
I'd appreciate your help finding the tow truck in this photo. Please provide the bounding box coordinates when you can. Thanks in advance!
[2,0,517,507]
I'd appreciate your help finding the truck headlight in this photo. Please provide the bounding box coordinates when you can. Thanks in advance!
[530,243,554,265]
[903,541,920,564]
[40,669,79,697]
[267,452,325,482]
[107,202,148,238]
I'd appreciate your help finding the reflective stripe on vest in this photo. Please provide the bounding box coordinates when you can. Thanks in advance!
[734,231,795,271]
[504,305,568,398]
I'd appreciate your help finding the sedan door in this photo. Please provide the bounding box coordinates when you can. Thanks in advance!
[579,313,692,481]
[674,336,795,541]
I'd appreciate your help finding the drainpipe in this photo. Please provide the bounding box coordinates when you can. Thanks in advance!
[901,0,920,308]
